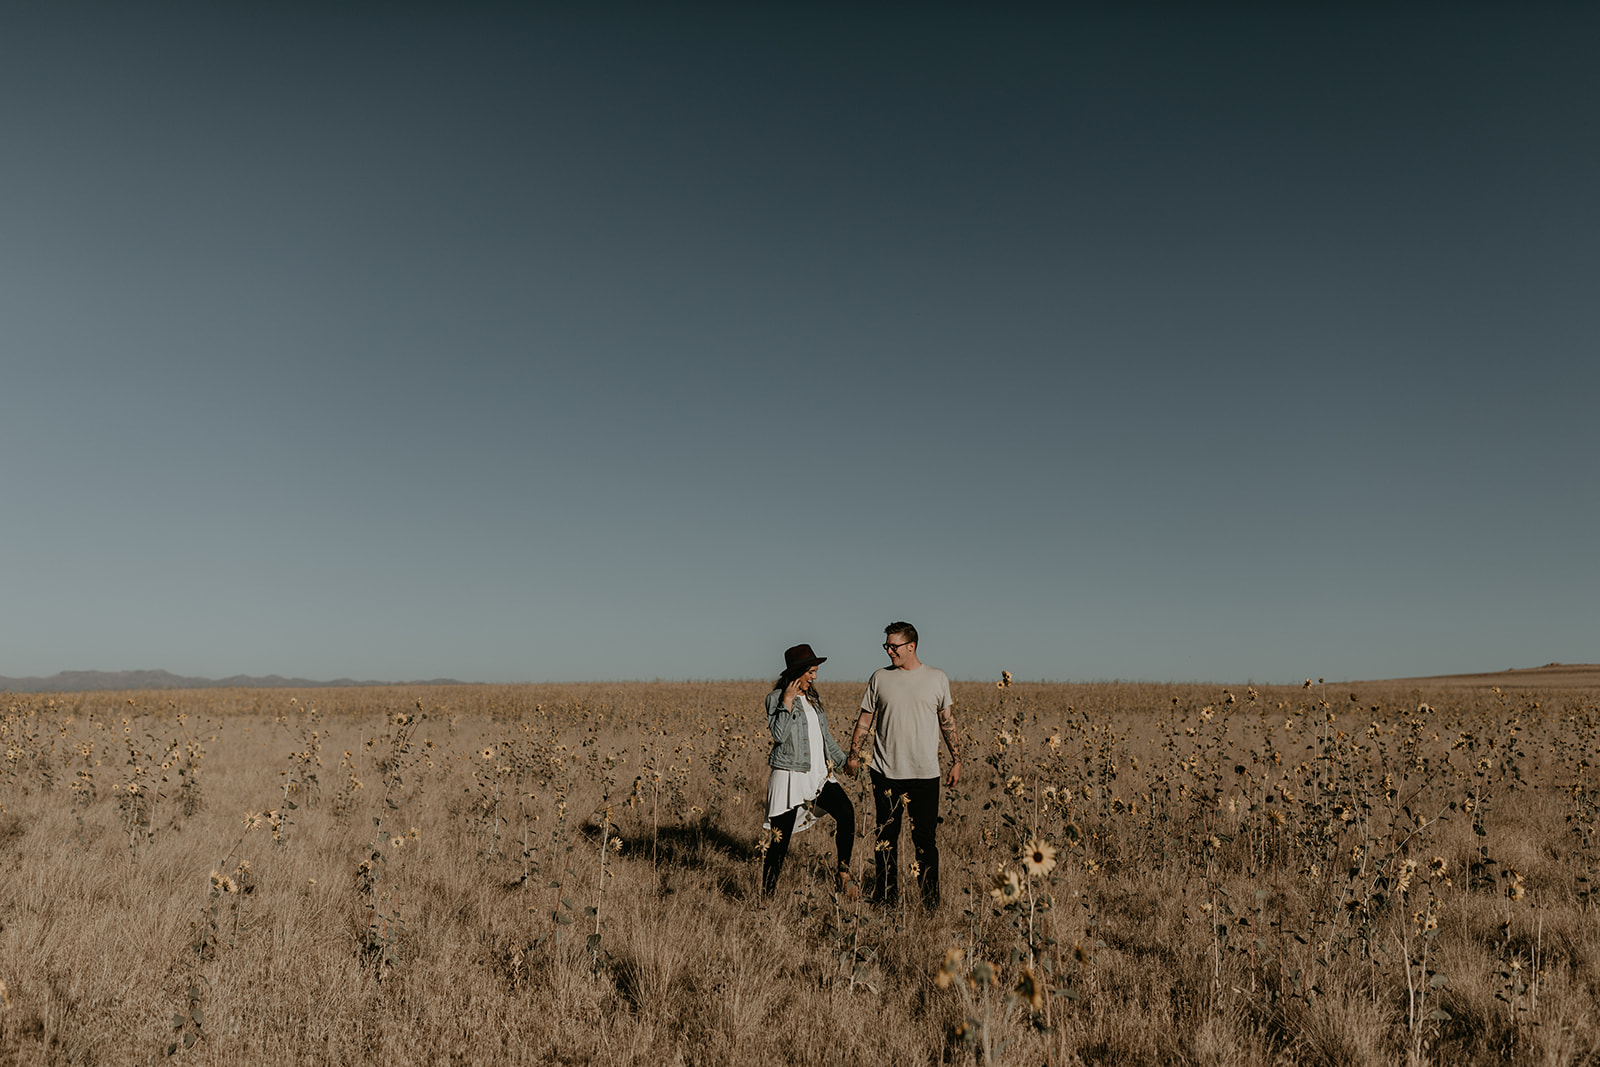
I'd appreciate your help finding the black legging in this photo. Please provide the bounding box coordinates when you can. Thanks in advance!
[762,780,855,895]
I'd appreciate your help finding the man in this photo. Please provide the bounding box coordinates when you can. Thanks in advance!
[844,621,962,907]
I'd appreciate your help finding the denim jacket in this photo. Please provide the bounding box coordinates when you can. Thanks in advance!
[766,688,849,772]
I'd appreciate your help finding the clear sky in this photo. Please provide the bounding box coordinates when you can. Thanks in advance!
[4,3,1596,685]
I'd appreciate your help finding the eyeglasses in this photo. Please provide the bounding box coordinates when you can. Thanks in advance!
[882,641,913,652]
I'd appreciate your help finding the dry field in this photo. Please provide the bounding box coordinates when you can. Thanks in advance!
[3,677,1600,1066]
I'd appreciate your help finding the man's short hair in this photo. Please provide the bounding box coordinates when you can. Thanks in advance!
[884,621,918,645]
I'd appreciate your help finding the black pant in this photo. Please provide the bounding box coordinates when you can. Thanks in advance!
[870,770,941,907]
[762,780,856,896]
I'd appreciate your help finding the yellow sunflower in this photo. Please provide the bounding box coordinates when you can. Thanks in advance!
[1013,966,1043,1011]
[990,868,1023,906]
[1022,837,1057,877]
[935,947,964,989]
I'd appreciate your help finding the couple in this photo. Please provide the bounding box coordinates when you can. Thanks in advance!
[761,621,964,908]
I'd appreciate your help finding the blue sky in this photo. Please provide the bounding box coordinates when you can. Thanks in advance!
[3,3,1596,684]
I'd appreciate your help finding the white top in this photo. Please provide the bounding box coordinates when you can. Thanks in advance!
[763,695,834,833]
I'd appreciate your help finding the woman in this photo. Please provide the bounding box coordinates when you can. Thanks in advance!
[762,643,858,899]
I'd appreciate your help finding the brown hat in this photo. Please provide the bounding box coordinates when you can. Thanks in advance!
[782,643,827,677]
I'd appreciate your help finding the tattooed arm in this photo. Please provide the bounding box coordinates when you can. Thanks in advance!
[843,710,874,777]
[938,704,963,786]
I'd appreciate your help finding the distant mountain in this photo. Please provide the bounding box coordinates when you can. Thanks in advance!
[1371,662,1600,688]
[0,670,467,693]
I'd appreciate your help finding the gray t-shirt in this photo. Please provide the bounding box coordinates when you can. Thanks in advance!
[860,664,952,780]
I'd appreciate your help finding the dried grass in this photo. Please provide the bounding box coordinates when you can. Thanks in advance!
[1,680,1598,1064]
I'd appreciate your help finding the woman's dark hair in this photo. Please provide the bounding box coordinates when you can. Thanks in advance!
[771,666,826,714]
